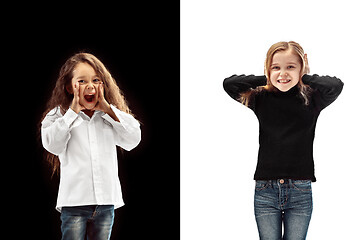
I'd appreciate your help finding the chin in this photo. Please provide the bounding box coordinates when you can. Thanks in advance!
[84,106,96,110]
[80,100,97,111]
[85,104,97,110]
[277,87,292,92]
[274,83,297,92]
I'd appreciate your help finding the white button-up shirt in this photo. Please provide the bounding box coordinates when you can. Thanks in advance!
[41,105,141,212]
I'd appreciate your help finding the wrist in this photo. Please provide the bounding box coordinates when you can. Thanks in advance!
[106,104,120,122]
[70,105,80,114]
[102,102,111,113]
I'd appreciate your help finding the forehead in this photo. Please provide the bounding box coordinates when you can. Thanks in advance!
[272,49,300,64]
[72,62,97,77]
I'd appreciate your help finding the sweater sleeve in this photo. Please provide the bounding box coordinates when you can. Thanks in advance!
[302,74,344,110]
[223,74,267,101]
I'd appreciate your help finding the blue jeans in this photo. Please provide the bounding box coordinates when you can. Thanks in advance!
[254,179,313,240]
[60,205,115,240]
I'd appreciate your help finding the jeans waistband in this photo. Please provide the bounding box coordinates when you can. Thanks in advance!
[256,179,311,185]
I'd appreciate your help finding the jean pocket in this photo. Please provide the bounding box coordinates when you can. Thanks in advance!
[255,180,270,191]
[292,180,312,192]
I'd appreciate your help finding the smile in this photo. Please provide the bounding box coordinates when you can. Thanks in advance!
[277,79,291,84]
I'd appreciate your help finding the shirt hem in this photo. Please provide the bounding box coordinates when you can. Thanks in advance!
[254,176,316,182]
[56,201,124,212]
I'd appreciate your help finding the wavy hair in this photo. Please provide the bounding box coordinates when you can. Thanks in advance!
[40,52,132,177]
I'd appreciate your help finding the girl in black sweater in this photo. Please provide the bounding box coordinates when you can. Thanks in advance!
[223,41,343,240]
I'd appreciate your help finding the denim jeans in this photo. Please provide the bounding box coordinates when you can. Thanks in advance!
[254,179,313,240]
[60,205,115,240]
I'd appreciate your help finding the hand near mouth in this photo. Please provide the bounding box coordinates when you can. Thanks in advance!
[70,82,85,113]
[92,82,109,112]
[92,82,120,122]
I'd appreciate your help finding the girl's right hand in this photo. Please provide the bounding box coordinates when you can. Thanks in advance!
[70,82,85,113]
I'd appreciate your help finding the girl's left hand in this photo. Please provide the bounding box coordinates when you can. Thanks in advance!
[92,82,111,112]
[92,82,120,122]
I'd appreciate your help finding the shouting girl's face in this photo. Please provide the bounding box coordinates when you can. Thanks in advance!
[70,62,101,110]
[269,49,302,92]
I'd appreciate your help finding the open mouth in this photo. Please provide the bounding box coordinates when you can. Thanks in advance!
[277,79,291,84]
[84,94,95,102]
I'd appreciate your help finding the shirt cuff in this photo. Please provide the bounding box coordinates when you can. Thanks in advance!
[302,74,312,85]
[102,104,139,130]
[253,75,268,86]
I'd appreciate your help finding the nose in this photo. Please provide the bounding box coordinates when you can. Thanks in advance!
[86,82,95,90]
[280,70,288,78]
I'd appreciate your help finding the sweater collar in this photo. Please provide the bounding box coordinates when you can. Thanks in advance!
[272,85,299,97]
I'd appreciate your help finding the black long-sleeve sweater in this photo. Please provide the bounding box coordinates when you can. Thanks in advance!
[223,74,344,181]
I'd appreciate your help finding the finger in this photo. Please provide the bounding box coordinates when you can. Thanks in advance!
[99,82,104,98]
[76,83,82,100]
[73,82,78,95]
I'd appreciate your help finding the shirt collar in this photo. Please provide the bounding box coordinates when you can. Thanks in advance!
[78,110,104,121]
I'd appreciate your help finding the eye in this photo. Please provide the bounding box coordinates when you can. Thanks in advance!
[93,78,101,83]
[271,66,280,70]
[287,65,295,69]
[78,80,85,84]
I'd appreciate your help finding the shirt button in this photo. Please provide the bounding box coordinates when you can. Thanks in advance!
[279,179,285,184]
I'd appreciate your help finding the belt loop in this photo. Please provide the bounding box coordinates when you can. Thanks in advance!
[289,179,292,186]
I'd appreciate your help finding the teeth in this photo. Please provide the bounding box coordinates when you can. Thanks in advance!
[278,79,291,83]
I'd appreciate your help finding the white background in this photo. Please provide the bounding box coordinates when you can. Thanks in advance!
[181,0,360,239]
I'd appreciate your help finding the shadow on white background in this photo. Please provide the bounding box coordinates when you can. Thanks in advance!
[181,0,360,239]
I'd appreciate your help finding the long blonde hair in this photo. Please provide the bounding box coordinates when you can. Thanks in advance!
[40,52,132,177]
[240,41,312,106]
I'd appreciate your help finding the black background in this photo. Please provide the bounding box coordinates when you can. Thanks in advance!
[5,2,179,239]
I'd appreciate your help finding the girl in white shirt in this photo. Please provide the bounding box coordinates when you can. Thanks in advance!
[40,52,141,240]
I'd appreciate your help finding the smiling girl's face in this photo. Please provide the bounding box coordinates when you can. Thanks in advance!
[269,49,302,92]
[70,62,101,110]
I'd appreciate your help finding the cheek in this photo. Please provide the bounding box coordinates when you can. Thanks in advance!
[290,72,301,83]
[293,77,300,84]
[269,71,279,83]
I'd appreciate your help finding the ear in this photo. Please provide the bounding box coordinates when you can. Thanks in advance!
[66,84,73,94]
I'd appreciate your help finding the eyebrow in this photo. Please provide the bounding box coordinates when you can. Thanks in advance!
[76,75,100,79]
[271,62,298,66]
